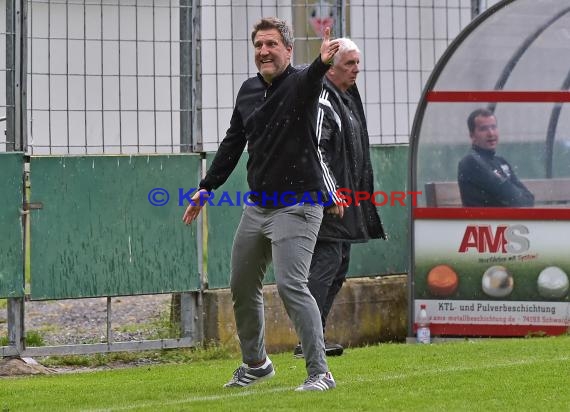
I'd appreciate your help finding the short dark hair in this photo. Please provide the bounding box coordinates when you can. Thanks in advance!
[251,17,294,48]
[467,108,495,133]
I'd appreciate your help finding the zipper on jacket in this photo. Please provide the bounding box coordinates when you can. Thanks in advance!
[264,84,272,100]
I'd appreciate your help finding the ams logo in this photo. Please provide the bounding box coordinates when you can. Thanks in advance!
[458,224,530,253]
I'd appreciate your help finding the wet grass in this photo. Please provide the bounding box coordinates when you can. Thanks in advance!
[1,336,569,411]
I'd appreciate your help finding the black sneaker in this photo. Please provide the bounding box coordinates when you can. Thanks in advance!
[292,342,344,358]
[324,341,344,356]
[295,371,336,391]
[293,344,304,358]
[223,357,275,388]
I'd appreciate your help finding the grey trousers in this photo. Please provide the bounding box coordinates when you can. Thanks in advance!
[230,203,329,376]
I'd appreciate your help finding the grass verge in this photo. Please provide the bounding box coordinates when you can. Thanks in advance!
[1,335,569,411]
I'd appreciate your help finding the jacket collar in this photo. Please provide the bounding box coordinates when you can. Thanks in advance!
[256,64,294,88]
[472,145,496,157]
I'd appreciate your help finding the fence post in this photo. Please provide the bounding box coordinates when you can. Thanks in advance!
[191,0,202,153]
[7,298,25,353]
[179,156,205,344]
[471,0,486,19]
[5,0,27,152]
[180,291,203,343]
[180,0,202,153]
[4,0,28,356]
[337,0,347,37]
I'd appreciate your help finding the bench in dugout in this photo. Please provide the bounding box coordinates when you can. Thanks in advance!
[424,178,570,207]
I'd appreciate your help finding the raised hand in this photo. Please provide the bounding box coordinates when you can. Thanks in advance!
[320,26,339,65]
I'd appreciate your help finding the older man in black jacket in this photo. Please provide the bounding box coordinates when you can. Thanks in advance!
[294,38,386,358]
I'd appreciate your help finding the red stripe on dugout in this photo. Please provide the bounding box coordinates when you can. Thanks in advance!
[430,323,569,337]
[426,91,570,102]
[413,207,570,220]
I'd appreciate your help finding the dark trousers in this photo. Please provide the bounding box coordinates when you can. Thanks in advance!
[308,241,351,333]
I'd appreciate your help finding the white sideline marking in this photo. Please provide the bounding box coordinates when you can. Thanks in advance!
[82,387,293,412]
[81,356,569,412]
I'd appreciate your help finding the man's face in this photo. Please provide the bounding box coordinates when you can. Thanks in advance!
[328,50,360,92]
[253,29,292,83]
[470,115,499,151]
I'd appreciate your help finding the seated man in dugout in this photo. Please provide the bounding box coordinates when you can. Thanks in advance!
[458,108,535,207]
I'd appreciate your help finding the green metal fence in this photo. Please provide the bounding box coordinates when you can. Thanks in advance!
[205,145,409,289]
[0,152,24,298]
[28,155,202,300]
[204,153,255,289]
[0,148,408,356]
[0,147,409,298]
[348,146,409,276]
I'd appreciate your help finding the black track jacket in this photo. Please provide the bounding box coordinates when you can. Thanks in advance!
[315,79,386,242]
[199,57,334,207]
[458,145,535,207]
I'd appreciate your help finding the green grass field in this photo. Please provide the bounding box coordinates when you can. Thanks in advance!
[1,336,569,411]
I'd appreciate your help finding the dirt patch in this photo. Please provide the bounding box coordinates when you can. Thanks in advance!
[0,357,56,376]
[1,294,174,375]
[22,294,172,345]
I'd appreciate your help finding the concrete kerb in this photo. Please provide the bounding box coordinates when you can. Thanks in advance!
[202,274,407,353]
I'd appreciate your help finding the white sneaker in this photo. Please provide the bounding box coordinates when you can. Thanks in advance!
[295,371,336,391]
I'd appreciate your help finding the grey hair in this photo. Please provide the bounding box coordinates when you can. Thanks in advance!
[332,37,360,65]
[251,17,294,48]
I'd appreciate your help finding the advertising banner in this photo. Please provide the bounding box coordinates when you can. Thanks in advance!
[413,207,570,336]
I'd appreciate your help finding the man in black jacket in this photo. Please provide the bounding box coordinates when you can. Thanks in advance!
[458,108,534,207]
[182,18,339,392]
[293,38,386,358]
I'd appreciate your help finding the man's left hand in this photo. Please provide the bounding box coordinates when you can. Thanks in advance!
[326,204,344,218]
